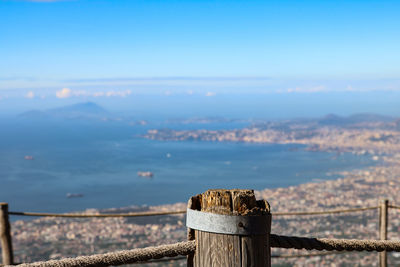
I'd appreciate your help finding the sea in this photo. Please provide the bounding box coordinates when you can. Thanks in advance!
[0,117,377,214]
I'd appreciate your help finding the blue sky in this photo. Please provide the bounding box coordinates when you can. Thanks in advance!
[0,0,400,115]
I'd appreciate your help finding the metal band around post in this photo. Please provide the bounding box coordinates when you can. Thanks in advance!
[186,208,270,235]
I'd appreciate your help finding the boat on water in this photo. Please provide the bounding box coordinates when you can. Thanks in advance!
[24,155,34,160]
[137,171,154,178]
[66,193,84,199]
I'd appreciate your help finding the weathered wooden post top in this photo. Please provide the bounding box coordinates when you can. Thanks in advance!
[186,189,271,267]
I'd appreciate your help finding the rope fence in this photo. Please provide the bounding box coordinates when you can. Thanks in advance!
[1,199,398,266]
[388,205,400,210]
[272,206,378,216]
[7,205,379,218]
[8,210,186,218]
[7,236,400,267]
[10,241,196,267]
[270,235,400,252]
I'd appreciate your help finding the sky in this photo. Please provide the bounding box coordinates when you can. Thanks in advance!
[0,0,400,116]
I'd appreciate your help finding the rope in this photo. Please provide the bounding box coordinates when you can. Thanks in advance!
[11,241,195,267]
[270,234,400,252]
[389,205,400,210]
[8,206,379,218]
[8,210,186,218]
[10,236,400,267]
[272,206,378,216]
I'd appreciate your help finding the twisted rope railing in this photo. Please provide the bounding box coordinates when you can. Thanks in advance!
[8,205,379,218]
[5,203,399,266]
[9,236,400,267]
[3,253,348,266]
[272,206,378,216]
[10,241,196,267]
[388,205,400,210]
[270,235,400,252]
[8,210,186,217]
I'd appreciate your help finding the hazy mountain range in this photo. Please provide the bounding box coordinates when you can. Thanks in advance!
[16,101,399,129]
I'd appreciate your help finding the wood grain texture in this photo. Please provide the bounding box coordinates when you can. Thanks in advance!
[192,189,271,267]
[195,230,212,266]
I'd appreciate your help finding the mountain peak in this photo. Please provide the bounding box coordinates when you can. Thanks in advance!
[50,102,107,114]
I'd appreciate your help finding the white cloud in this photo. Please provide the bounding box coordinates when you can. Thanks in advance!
[56,88,132,98]
[205,92,216,97]
[25,91,35,99]
[278,85,328,94]
[56,88,72,98]
[104,90,132,97]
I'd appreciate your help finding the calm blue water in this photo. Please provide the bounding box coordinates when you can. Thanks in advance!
[0,118,376,213]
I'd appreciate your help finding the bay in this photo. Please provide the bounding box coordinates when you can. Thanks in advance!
[0,118,376,214]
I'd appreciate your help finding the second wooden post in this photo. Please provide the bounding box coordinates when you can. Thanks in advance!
[379,199,388,267]
[0,203,14,266]
[187,189,271,267]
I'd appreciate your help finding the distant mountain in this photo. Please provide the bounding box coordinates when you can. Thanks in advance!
[347,113,395,122]
[317,114,344,126]
[317,113,394,126]
[253,113,397,131]
[19,102,109,120]
[49,102,108,116]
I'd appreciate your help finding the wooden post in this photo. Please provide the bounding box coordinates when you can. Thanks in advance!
[379,199,388,267]
[188,189,271,267]
[0,203,14,265]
